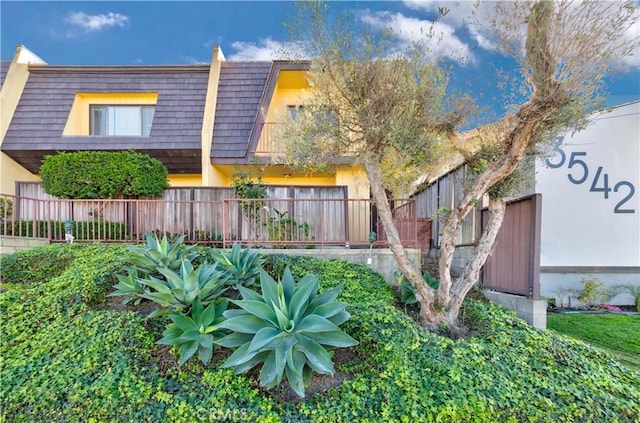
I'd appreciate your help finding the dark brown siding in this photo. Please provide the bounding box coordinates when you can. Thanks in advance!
[210,61,272,160]
[482,194,542,299]
[2,65,209,173]
[0,61,10,89]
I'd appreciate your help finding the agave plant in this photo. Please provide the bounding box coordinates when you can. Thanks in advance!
[158,297,228,365]
[125,234,198,276]
[108,266,148,305]
[397,271,439,305]
[210,243,264,289]
[137,259,228,313]
[217,268,358,397]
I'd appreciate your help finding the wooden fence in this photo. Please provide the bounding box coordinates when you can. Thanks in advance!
[481,194,542,299]
[413,165,479,249]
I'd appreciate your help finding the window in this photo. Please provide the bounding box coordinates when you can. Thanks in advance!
[90,105,155,136]
[287,105,304,120]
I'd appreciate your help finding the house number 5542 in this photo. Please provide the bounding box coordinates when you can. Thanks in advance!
[545,137,636,214]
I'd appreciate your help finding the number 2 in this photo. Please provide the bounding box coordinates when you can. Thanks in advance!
[614,181,636,214]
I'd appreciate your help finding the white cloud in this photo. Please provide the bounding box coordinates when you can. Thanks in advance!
[229,38,307,61]
[181,55,209,65]
[359,10,474,65]
[65,11,129,32]
[403,0,499,52]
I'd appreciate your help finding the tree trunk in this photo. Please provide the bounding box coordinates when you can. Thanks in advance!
[445,197,506,329]
[361,153,439,329]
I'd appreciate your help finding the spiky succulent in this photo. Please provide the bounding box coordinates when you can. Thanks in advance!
[125,234,198,276]
[157,297,228,365]
[137,259,228,313]
[108,266,148,305]
[217,268,357,397]
[210,243,264,289]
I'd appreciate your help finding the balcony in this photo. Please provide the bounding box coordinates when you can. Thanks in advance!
[255,122,283,156]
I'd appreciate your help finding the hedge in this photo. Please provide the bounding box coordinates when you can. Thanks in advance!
[40,150,168,199]
[0,220,129,240]
[1,246,638,422]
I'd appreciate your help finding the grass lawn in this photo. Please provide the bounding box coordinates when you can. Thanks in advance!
[547,313,640,371]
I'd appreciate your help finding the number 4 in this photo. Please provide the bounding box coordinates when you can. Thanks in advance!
[589,166,611,199]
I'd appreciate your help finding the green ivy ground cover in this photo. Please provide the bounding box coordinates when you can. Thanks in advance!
[1,244,639,422]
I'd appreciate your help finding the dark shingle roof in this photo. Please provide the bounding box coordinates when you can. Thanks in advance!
[210,61,272,161]
[2,65,209,173]
[0,61,11,89]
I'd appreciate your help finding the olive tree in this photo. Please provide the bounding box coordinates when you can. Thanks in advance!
[280,1,639,334]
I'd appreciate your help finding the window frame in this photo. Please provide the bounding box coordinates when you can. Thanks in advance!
[89,104,155,136]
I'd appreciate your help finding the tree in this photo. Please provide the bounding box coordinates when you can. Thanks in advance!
[280,1,639,334]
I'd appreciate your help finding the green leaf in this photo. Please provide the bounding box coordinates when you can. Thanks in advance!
[170,314,196,331]
[296,335,335,375]
[259,351,279,388]
[222,343,256,368]
[308,286,342,310]
[296,315,340,333]
[216,332,253,348]
[219,315,267,334]
[238,285,263,302]
[304,331,358,348]
[247,327,284,353]
[259,269,280,309]
[178,340,200,366]
[311,302,347,319]
[327,311,351,326]
[290,275,318,321]
[233,300,278,326]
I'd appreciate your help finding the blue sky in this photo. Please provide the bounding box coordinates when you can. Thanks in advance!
[2,1,639,119]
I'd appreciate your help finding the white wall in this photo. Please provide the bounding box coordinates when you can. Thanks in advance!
[535,102,640,268]
[535,101,640,305]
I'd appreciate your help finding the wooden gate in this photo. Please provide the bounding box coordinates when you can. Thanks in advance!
[482,194,542,299]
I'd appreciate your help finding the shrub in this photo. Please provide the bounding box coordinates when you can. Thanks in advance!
[218,268,358,397]
[40,150,168,199]
[0,220,129,240]
[0,197,13,217]
[570,276,610,307]
[612,283,640,311]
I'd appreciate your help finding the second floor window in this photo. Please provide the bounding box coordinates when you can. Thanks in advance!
[90,105,155,136]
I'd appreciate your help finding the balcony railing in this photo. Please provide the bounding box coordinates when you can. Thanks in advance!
[0,194,420,249]
[255,122,282,155]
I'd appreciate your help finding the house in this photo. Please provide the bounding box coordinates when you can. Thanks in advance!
[0,45,369,199]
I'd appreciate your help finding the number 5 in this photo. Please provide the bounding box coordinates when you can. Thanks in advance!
[567,152,588,184]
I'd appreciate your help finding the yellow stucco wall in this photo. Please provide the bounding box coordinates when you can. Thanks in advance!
[62,92,158,136]
[202,46,225,186]
[1,46,46,195]
[256,70,311,154]
[168,174,202,187]
[0,154,39,195]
